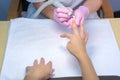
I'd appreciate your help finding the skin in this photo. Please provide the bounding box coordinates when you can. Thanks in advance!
[60,19,99,80]
[83,0,102,14]
[24,19,99,80]
[24,58,54,80]
[33,0,102,19]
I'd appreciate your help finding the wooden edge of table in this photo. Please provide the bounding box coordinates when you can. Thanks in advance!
[0,21,9,70]
[109,18,120,49]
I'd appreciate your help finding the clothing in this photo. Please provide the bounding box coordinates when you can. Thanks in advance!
[26,0,99,19]
[26,0,80,7]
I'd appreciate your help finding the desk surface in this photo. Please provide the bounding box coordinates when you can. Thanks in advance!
[0,18,120,71]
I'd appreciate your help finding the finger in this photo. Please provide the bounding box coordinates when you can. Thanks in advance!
[52,69,55,73]
[60,33,72,39]
[62,22,69,26]
[80,22,84,39]
[57,13,70,19]
[75,18,80,26]
[26,66,32,71]
[59,18,69,22]
[40,57,45,65]
[81,17,85,24]
[33,59,38,66]
[62,18,72,28]
[72,19,79,35]
[48,69,55,77]
[49,69,55,76]
[46,61,52,68]
[85,31,88,44]
[67,19,72,29]
[75,15,81,26]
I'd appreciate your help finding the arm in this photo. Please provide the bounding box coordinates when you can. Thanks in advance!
[77,52,99,80]
[61,19,99,80]
[33,2,54,19]
[83,0,102,14]
[33,2,71,27]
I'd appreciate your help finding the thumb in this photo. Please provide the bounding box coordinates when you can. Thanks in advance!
[26,66,32,72]
[60,33,72,39]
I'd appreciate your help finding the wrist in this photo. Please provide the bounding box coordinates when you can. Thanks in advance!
[24,73,41,80]
[76,50,88,61]
[24,75,34,80]
[78,6,89,17]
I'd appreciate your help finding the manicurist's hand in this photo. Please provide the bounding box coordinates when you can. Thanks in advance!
[54,7,73,27]
[74,6,89,27]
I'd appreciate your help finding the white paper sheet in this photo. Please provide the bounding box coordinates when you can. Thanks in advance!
[0,18,120,80]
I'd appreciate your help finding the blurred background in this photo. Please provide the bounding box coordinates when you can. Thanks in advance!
[0,0,11,20]
[0,0,120,20]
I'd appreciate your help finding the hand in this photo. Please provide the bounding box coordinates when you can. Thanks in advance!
[54,7,73,27]
[60,19,88,59]
[24,58,54,80]
[74,6,89,27]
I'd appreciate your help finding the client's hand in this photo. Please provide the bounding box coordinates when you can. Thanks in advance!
[61,19,88,59]
[24,58,54,80]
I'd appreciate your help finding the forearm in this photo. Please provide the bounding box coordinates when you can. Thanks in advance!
[83,0,102,14]
[33,2,54,19]
[77,52,99,80]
